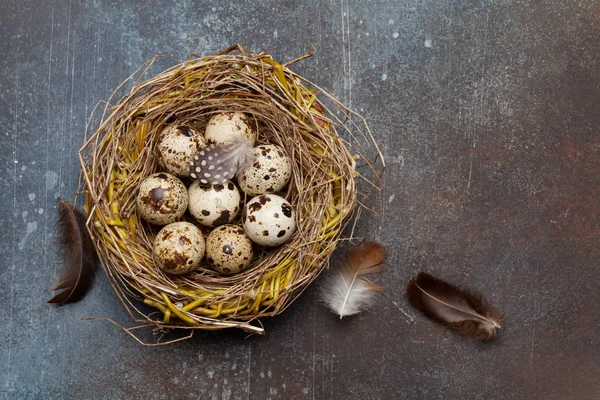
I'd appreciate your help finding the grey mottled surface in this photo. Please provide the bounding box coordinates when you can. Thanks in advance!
[1,1,599,399]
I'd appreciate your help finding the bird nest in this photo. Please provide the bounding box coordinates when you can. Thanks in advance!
[78,45,383,341]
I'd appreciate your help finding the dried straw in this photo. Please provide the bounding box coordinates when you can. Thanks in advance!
[78,45,383,341]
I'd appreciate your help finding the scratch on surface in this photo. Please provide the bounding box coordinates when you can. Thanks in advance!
[329,352,333,399]
[340,0,352,108]
[530,322,536,367]
[246,344,251,400]
[67,19,78,186]
[530,278,538,370]
[392,301,416,323]
[43,3,55,348]
[6,57,21,390]
[467,141,475,191]
[468,8,490,192]
[321,326,325,400]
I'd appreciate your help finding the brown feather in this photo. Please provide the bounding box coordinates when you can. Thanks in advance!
[406,272,502,340]
[320,241,386,318]
[47,198,97,305]
[347,241,386,276]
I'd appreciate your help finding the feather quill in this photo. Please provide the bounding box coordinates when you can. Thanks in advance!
[406,272,502,340]
[47,198,97,305]
[320,241,386,318]
[189,136,254,185]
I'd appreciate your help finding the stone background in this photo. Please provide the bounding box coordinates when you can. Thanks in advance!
[1,1,598,399]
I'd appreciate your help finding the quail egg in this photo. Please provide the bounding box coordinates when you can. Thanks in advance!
[205,224,254,275]
[243,194,296,246]
[188,180,241,227]
[204,112,257,145]
[238,144,292,196]
[153,222,205,275]
[136,173,188,225]
[156,125,207,177]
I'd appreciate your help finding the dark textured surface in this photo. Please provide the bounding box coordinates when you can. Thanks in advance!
[1,1,599,399]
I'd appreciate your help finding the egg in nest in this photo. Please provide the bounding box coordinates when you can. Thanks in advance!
[243,194,296,247]
[156,125,206,177]
[188,180,241,227]
[205,224,254,275]
[204,112,257,145]
[238,144,292,196]
[136,173,188,225]
[153,222,205,275]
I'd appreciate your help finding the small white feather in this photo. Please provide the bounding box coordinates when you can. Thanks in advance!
[320,241,385,319]
[321,271,380,318]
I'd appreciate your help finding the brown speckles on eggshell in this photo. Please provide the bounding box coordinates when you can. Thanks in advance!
[259,195,270,204]
[248,202,262,213]
[160,250,189,272]
[282,203,292,218]
[212,210,231,227]
[179,126,194,137]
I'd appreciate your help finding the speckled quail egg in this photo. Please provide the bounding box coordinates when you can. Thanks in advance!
[205,224,254,275]
[153,222,205,275]
[156,125,207,177]
[243,194,296,247]
[136,173,188,225]
[188,180,241,227]
[204,112,256,146]
[238,144,292,196]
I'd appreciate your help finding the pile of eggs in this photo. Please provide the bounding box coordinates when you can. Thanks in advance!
[135,112,296,276]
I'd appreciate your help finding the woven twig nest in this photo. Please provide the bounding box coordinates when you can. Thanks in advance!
[79,45,383,340]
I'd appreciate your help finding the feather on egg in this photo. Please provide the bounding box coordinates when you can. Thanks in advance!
[189,136,254,185]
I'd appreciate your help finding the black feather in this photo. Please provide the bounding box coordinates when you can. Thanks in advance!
[47,198,97,305]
